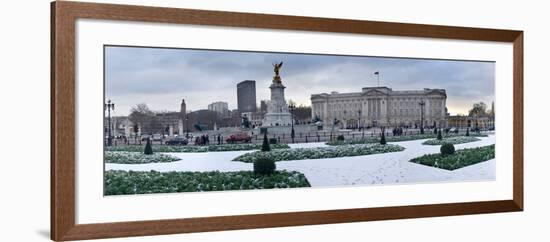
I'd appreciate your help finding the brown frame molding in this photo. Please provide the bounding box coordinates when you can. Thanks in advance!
[51,1,523,241]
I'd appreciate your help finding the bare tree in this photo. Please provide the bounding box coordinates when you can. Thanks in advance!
[288,99,297,107]
[294,105,312,124]
[128,104,157,134]
[468,102,487,117]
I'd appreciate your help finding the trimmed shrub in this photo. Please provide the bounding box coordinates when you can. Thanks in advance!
[253,157,276,176]
[437,129,443,140]
[433,127,438,134]
[380,131,387,145]
[144,138,153,155]
[466,128,470,136]
[261,133,271,152]
[337,135,345,141]
[440,143,455,155]
[269,138,278,144]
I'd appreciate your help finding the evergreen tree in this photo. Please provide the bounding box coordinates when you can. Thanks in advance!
[437,128,443,140]
[261,133,271,152]
[466,128,470,136]
[144,138,153,155]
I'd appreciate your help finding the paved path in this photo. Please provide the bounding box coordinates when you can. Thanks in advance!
[106,135,495,187]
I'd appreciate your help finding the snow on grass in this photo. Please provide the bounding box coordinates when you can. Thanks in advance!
[105,151,180,164]
[105,135,496,187]
[106,143,290,153]
[232,144,405,163]
[326,133,488,146]
[422,136,481,145]
[105,170,310,195]
[410,144,495,170]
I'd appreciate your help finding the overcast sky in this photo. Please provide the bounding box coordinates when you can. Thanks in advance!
[105,46,495,116]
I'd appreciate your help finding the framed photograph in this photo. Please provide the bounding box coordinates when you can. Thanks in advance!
[51,1,523,241]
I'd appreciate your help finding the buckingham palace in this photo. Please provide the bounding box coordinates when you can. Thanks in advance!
[311,87,447,129]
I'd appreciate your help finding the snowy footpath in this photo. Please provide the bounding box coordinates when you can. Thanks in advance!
[106,135,496,187]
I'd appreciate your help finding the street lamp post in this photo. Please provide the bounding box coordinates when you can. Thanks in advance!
[289,104,296,143]
[420,105,426,134]
[343,110,347,129]
[330,118,338,141]
[358,109,364,138]
[104,100,115,146]
[357,109,362,131]
[185,113,189,138]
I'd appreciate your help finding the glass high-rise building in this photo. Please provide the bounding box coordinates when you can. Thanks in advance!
[237,80,257,113]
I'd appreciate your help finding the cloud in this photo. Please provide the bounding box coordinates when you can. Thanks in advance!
[105,46,495,116]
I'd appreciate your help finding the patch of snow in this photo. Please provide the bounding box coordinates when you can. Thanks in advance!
[288,142,328,149]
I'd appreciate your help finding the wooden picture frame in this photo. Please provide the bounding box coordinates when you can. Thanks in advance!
[51,1,523,241]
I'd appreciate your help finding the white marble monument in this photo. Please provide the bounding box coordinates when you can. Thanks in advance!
[262,62,293,126]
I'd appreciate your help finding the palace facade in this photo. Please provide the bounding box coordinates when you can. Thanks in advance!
[311,87,447,128]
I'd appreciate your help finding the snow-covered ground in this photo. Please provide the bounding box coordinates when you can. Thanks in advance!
[106,135,495,187]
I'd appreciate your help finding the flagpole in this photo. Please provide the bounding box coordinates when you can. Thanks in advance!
[377,74,380,87]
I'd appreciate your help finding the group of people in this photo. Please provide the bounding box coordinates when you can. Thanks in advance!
[194,134,224,146]
[194,135,210,146]
[392,127,405,136]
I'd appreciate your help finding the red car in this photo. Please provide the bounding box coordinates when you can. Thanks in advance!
[225,133,252,143]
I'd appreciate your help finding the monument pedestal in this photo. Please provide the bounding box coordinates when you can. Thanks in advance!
[263,112,292,126]
[262,79,292,127]
[259,124,317,135]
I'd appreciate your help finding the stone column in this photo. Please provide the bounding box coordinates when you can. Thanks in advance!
[124,123,131,137]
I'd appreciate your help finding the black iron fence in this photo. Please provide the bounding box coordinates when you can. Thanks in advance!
[106,127,491,146]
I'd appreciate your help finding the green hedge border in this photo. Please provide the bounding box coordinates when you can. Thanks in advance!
[409,144,495,170]
[105,170,311,195]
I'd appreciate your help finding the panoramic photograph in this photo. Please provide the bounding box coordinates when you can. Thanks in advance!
[103,45,496,196]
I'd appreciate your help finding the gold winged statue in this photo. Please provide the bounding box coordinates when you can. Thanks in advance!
[273,61,283,77]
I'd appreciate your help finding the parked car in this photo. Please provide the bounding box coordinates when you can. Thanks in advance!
[140,134,151,141]
[165,137,188,145]
[225,133,252,143]
[152,133,163,141]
